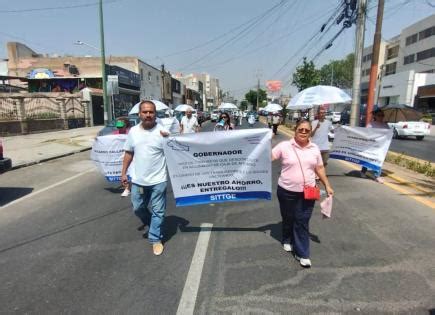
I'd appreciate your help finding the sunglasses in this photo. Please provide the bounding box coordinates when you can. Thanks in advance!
[296,128,311,133]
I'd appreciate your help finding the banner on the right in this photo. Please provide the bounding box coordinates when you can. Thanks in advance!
[330,126,393,172]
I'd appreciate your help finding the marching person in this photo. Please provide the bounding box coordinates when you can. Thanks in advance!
[267,112,273,128]
[272,112,281,135]
[272,119,334,268]
[121,100,169,256]
[214,112,234,131]
[112,118,132,197]
[361,108,390,183]
[180,109,200,134]
[311,107,332,168]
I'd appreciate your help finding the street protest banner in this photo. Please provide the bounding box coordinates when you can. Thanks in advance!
[91,134,128,182]
[164,129,272,206]
[330,126,393,172]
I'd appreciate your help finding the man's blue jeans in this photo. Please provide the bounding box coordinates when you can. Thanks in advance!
[130,182,167,244]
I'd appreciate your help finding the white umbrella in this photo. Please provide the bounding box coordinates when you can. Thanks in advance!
[264,103,283,112]
[175,104,194,112]
[218,102,238,110]
[287,85,351,110]
[129,99,169,115]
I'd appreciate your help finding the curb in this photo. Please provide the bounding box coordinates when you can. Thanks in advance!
[387,150,434,167]
[11,147,92,171]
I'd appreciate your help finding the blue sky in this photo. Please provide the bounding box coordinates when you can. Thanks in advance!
[0,0,433,99]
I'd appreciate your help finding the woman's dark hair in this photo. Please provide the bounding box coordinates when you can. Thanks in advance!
[294,119,312,131]
[218,113,231,126]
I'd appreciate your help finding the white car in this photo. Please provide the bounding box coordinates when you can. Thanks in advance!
[211,110,219,122]
[388,121,430,140]
[325,111,341,123]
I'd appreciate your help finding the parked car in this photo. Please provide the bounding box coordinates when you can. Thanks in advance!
[325,111,341,123]
[0,139,12,173]
[97,115,140,136]
[246,111,259,121]
[388,121,430,140]
[211,110,220,122]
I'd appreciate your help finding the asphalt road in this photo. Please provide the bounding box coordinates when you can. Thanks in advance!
[0,120,434,314]
[389,133,435,162]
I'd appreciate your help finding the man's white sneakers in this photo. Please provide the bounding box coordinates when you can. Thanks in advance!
[294,255,312,268]
[283,243,293,252]
[121,189,130,197]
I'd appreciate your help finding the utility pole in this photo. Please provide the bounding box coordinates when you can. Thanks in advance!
[365,0,384,126]
[99,0,110,124]
[330,62,334,86]
[255,69,261,110]
[350,0,367,127]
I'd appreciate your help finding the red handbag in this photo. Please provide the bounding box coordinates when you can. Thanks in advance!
[292,146,320,200]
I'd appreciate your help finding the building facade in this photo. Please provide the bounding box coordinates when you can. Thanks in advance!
[361,14,435,115]
[174,72,221,110]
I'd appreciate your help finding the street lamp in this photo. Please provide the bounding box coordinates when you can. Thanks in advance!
[74,40,99,51]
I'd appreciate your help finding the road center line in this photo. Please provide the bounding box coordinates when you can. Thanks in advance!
[176,223,213,315]
[0,169,94,210]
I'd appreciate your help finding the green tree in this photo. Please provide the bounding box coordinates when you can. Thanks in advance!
[292,57,320,91]
[245,89,267,109]
[319,53,354,89]
[240,100,248,110]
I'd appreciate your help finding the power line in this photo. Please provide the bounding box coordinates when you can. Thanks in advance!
[162,1,291,59]
[270,1,345,80]
[193,2,337,72]
[178,0,289,71]
[0,0,120,13]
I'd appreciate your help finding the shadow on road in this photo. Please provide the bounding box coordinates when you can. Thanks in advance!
[178,222,321,245]
[104,187,124,194]
[0,187,34,207]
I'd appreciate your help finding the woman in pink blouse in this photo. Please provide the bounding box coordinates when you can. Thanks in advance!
[272,119,334,268]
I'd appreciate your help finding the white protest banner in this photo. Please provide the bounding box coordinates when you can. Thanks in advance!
[330,126,393,172]
[91,134,127,182]
[164,129,272,207]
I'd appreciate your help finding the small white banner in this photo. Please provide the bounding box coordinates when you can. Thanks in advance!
[330,126,393,172]
[91,134,128,182]
[164,129,273,207]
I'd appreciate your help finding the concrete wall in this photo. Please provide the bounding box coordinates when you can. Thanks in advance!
[138,61,161,100]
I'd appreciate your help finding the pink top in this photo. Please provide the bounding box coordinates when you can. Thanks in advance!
[272,138,323,192]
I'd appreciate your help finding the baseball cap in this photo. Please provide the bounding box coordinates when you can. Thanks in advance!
[115,120,125,128]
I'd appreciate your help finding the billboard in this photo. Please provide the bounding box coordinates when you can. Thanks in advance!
[266,80,282,92]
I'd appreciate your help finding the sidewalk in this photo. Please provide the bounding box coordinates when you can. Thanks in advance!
[2,127,101,169]
[270,119,435,207]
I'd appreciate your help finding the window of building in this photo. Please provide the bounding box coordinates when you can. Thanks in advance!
[387,46,399,59]
[148,72,152,82]
[156,75,159,82]
[418,26,435,41]
[405,33,418,46]
[385,62,397,76]
[416,47,435,61]
[140,69,144,80]
[404,54,415,65]
[362,53,372,63]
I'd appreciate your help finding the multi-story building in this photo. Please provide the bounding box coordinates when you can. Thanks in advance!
[174,72,221,111]
[4,42,172,123]
[361,14,435,116]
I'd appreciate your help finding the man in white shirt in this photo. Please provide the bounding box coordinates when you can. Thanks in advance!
[180,109,199,134]
[311,107,332,167]
[121,100,169,256]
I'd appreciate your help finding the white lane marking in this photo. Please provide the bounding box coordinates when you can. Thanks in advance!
[1,169,94,209]
[176,223,213,315]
